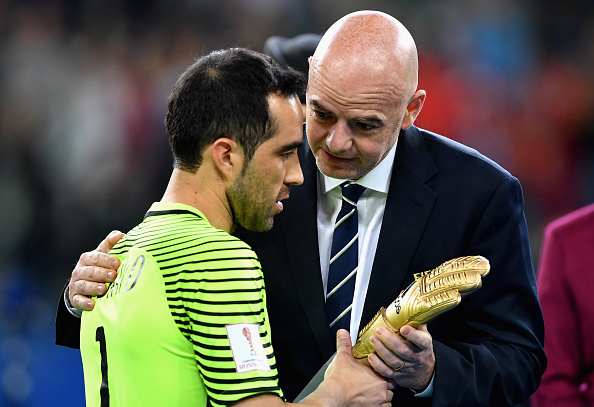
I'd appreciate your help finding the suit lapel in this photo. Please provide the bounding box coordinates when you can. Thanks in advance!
[361,127,438,324]
[281,143,335,356]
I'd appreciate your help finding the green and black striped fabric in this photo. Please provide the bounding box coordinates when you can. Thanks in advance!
[80,202,282,407]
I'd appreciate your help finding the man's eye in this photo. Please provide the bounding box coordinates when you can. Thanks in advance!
[314,110,330,119]
[357,122,376,131]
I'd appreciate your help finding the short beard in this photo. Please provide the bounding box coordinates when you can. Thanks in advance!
[226,171,273,233]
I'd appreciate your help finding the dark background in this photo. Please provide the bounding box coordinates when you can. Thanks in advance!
[0,0,592,405]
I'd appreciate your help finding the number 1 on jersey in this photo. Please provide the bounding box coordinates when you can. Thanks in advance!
[96,326,110,406]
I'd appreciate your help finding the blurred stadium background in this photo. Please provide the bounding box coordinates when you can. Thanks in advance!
[0,0,592,405]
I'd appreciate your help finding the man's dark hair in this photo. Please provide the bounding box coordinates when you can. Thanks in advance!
[166,47,306,172]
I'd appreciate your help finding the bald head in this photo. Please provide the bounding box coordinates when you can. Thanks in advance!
[305,11,426,180]
[310,10,419,103]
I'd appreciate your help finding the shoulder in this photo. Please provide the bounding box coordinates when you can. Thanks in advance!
[544,203,594,243]
[130,213,258,264]
[421,127,509,175]
[398,126,515,192]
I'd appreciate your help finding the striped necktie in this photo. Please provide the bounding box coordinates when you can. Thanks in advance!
[326,182,366,338]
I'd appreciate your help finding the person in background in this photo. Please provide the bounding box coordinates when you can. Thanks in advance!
[57,10,546,406]
[263,32,322,112]
[77,47,393,407]
[532,203,594,407]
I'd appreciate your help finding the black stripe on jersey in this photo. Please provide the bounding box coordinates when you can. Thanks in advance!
[134,234,229,252]
[115,220,202,243]
[194,341,231,351]
[184,316,262,329]
[206,383,281,396]
[198,361,278,375]
[144,209,204,220]
[162,267,260,278]
[156,249,258,265]
[147,238,250,258]
[176,323,272,347]
[170,276,263,285]
[192,350,234,363]
[108,231,201,255]
[197,365,237,374]
[168,286,264,295]
[177,326,228,340]
[159,256,259,271]
[184,308,262,318]
[167,298,262,307]
[204,374,279,386]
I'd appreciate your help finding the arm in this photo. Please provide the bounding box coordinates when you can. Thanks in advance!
[429,177,546,405]
[532,224,585,406]
[234,330,393,407]
[55,230,124,348]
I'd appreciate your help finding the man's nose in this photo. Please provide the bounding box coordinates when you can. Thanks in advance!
[325,121,352,153]
[286,156,304,185]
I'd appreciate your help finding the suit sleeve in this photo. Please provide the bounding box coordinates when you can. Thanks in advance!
[55,281,82,348]
[431,176,547,406]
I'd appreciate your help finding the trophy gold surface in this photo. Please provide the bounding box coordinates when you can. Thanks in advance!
[352,255,490,365]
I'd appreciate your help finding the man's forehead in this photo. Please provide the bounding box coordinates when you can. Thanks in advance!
[307,91,395,123]
[308,64,404,105]
[263,95,303,147]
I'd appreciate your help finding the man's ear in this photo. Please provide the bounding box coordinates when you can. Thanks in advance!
[401,89,426,130]
[211,138,244,181]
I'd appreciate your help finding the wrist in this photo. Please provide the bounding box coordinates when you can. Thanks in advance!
[299,379,342,407]
[64,286,83,318]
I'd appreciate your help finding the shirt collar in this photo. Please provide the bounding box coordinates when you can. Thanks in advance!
[320,139,397,194]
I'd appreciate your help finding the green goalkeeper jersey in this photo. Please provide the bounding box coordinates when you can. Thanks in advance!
[80,202,283,406]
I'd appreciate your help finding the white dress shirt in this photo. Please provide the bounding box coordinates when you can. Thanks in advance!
[317,142,396,344]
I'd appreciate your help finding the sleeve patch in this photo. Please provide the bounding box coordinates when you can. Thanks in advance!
[226,323,271,374]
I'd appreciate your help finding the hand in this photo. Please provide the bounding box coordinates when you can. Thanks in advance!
[68,230,124,311]
[368,324,435,392]
[320,330,394,407]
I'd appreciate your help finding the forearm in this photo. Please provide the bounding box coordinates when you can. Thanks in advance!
[55,282,82,348]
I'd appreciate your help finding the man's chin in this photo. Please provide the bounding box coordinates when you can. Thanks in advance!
[240,217,274,233]
[315,159,357,180]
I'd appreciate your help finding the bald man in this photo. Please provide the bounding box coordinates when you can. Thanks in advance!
[57,10,546,406]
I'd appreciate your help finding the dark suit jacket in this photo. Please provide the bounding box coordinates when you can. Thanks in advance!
[56,126,546,406]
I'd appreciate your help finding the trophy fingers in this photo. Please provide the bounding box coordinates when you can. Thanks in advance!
[424,269,484,297]
[425,256,490,281]
[458,255,490,277]
[406,288,462,326]
[422,255,490,296]
[474,255,490,277]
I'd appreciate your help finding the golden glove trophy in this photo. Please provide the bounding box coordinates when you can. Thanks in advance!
[352,255,490,365]
[293,255,490,402]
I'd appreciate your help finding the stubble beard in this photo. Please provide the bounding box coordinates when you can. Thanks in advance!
[227,172,274,233]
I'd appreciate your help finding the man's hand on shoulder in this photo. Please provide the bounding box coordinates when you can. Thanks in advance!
[68,230,124,311]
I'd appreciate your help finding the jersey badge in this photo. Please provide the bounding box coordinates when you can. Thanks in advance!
[226,323,270,373]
